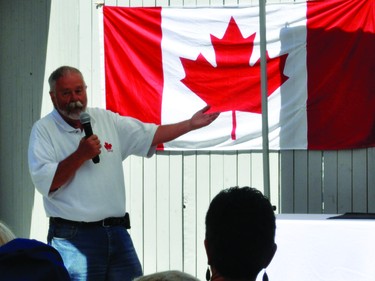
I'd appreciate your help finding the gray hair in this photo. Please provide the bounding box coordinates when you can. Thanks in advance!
[48,66,85,93]
[133,271,200,281]
[0,221,16,246]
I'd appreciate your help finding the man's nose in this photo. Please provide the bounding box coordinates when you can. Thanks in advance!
[70,91,81,101]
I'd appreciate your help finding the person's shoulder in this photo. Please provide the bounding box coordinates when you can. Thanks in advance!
[86,107,117,118]
[86,107,121,125]
[31,111,56,130]
[87,107,138,123]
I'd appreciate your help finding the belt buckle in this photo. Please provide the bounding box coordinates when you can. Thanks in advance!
[102,218,111,227]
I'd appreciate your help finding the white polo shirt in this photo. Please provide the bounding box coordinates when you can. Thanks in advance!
[28,108,158,222]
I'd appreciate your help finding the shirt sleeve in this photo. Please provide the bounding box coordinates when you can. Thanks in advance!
[112,113,159,159]
[28,123,59,197]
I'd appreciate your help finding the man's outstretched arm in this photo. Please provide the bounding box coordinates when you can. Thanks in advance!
[152,105,220,146]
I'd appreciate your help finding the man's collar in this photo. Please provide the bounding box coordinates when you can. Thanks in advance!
[52,109,80,132]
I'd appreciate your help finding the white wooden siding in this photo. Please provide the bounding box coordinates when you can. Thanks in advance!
[0,0,374,280]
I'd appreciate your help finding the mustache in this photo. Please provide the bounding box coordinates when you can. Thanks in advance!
[67,101,84,110]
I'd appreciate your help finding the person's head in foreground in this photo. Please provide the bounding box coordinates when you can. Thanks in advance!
[134,270,200,281]
[0,238,70,281]
[205,186,276,281]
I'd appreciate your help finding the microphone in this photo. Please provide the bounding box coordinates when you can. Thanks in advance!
[79,112,100,164]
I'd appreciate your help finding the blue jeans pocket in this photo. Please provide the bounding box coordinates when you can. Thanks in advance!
[48,222,78,242]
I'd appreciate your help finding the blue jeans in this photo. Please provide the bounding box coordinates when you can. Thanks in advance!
[48,222,143,281]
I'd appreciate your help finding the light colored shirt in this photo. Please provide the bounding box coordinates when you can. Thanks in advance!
[28,108,158,221]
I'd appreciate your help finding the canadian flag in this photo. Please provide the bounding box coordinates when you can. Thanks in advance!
[103,0,375,150]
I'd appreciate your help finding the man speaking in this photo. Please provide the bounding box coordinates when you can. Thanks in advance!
[28,66,219,281]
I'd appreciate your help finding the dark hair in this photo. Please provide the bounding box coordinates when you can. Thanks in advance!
[48,66,84,92]
[0,238,70,281]
[205,186,276,280]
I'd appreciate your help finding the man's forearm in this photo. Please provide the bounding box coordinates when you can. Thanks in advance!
[151,106,220,146]
[49,135,102,192]
[49,151,86,192]
[152,120,192,146]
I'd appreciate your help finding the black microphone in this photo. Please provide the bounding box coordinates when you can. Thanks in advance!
[79,112,100,164]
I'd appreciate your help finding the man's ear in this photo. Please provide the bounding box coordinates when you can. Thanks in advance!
[264,243,277,268]
[49,91,57,107]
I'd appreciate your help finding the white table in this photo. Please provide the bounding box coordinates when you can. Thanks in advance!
[256,214,375,281]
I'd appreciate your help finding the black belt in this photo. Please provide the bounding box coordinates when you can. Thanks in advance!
[50,213,131,229]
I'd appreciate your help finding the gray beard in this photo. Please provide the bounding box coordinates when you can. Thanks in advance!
[58,101,85,120]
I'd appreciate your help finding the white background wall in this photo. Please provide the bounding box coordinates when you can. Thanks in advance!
[1,0,375,280]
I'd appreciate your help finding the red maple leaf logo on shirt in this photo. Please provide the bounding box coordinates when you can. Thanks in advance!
[104,142,113,152]
[180,17,289,139]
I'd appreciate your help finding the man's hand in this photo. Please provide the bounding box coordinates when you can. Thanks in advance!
[49,135,101,192]
[190,105,220,130]
[77,135,102,161]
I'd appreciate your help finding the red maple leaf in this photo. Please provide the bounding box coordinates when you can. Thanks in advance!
[180,17,289,139]
[104,142,112,151]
